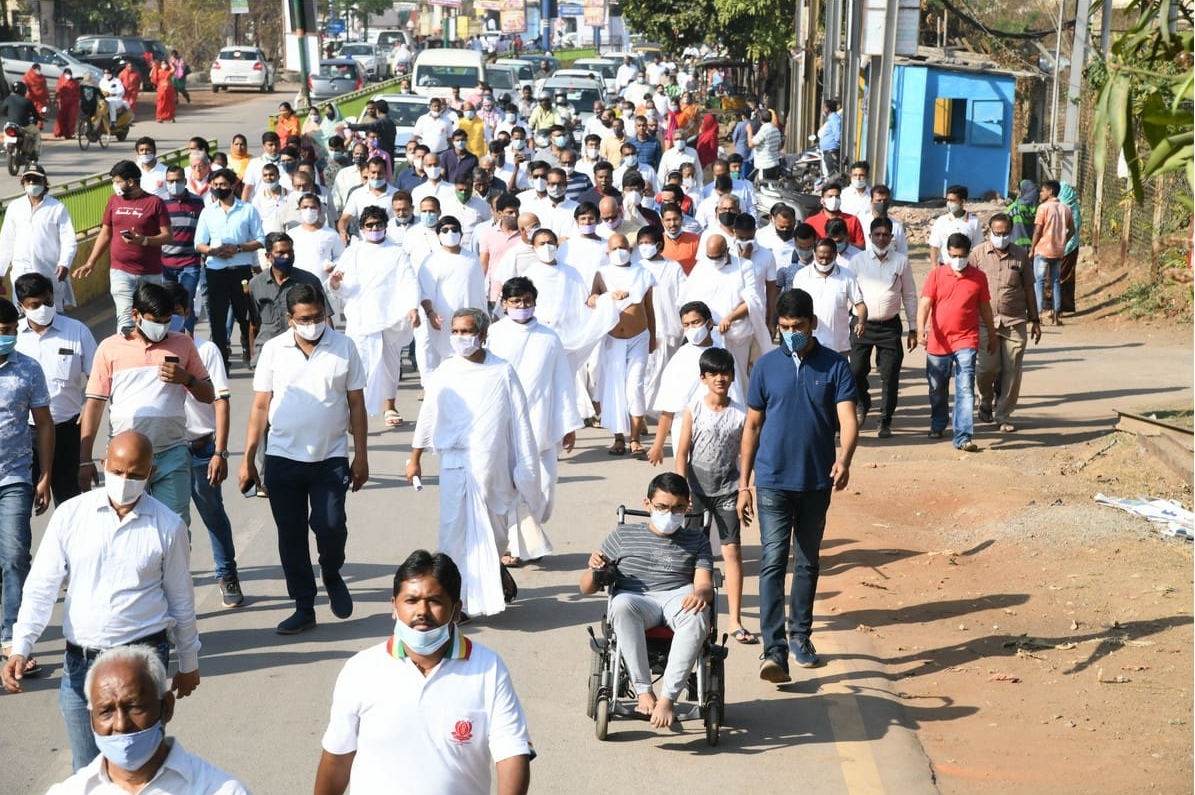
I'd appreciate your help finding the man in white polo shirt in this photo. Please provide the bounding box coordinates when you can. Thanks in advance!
[239,283,369,635]
[314,550,533,795]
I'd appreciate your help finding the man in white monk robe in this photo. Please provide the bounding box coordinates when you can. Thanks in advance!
[634,224,685,414]
[487,276,583,566]
[415,215,486,378]
[407,308,544,617]
[328,205,419,425]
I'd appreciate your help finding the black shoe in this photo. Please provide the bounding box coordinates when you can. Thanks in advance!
[276,610,316,635]
[877,423,892,439]
[856,404,867,428]
[928,429,944,439]
[790,635,821,668]
[324,575,353,619]
[218,574,244,608]
[759,650,791,683]
[978,407,994,423]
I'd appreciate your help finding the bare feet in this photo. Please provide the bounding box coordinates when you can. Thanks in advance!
[635,692,657,717]
[649,696,676,728]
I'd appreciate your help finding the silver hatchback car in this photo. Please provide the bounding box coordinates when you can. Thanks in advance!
[309,59,364,101]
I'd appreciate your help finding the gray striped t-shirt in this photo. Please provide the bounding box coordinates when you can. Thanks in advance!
[599,523,713,593]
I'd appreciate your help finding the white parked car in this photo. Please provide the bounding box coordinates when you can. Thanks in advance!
[209,46,276,93]
[372,93,431,159]
[340,42,387,81]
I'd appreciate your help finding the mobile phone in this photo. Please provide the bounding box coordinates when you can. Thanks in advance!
[120,229,134,240]
[164,355,180,364]
[241,481,258,498]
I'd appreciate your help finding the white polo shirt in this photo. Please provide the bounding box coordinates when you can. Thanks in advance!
[322,633,534,795]
[47,738,250,795]
[184,335,230,441]
[15,314,97,424]
[791,263,864,353]
[252,327,366,463]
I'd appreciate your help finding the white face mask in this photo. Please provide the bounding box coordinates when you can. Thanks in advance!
[672,140,685,151]
[547,185,565,200]
[24,182,45,197]
[651,509,685,535]
[823,195,841,212]
[684,324,709,345]
[450,334,480,357]
[949,256,968,272]
[424,165,442,180]
[105,471,147,507]
[736,240,754,256]
[990,233,1010,250]
[851,177,867,190]
[637,242,658,260]
[293,320,326,341]
[299,208,321,226]
[23,304,55,326]
[623,190,642,208]
[947,201,963,215]
[871,243,889,256]
[535,244,557,263]
[531,176,548,193]
[439,230,462,247]
[813,259,835,274]
[608,248,630,266]
[138,318,170,343]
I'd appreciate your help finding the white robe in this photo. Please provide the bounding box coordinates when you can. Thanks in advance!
[637,255,686,414]
[416,248,487,373]
[412,353,544,616]
[651,342,745,455]
[487,318,584,560]
[594,263,656,434]
[557,235,607,289]
[330,239,419,413]
[681,256,772,389]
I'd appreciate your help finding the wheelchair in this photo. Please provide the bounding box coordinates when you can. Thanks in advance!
[585,505,729,745]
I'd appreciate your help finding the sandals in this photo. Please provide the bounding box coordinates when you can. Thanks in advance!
[629,441,647,458]
[499,564,518,604]
[607,441,626,456]
[501,554,524,568]
[383,409,403,427]
[731,628,759,644]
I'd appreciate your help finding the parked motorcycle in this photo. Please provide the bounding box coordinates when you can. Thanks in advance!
[754,135,842,221]
[4,122,38,176]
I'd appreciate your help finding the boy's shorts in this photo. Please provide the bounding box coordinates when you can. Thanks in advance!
[692,491,741,545]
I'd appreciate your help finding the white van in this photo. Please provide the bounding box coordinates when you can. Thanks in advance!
[411,48,485,100]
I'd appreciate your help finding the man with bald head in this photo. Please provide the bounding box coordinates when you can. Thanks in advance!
[2,429,201,771]
[589,233,656,455]
[44,645,249,794]
[596,195,633,240]
[681,233,760,389]
[490,212,542,298]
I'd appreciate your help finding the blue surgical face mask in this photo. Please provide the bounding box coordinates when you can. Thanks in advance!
[781,330,809,354]
[0,334,16,355]
[169,314,186,333]
[93,718,164,771]
[836,240,847,253]
[369,177,387,190]
[394,616,452,655]
[420,211,438,228]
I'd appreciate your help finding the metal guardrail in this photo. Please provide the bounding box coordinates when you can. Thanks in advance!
[270,76,406,132]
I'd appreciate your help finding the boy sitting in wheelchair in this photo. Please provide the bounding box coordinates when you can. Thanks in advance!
[580,473,714,728]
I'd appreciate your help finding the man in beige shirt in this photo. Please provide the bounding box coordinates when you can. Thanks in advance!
[1029,179,1075,326]
[974,213,1041,432]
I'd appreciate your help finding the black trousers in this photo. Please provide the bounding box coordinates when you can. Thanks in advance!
[264,455,349,612]
[32,416,81,507]
[849,317,905,425]
[206,266,253,362]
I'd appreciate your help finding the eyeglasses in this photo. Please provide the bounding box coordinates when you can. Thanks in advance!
[291,313,325,324]
[649,502,688,515]
[360,222,386,230]
[439,227,461,235]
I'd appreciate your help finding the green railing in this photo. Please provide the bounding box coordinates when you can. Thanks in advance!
[270,76,406,131]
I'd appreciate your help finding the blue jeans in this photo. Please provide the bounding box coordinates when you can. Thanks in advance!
[926,347,977,447]
[0,482,33,645]
[191,443,237,580]
[162,264,201,334]
[60,640,170,772]
[1034,255,1062,315]
[264,455,349,612]
[756,487,833,658]
[148,445,192,527]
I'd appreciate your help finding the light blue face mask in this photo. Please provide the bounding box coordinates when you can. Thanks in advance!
[420,211,439,228]
[0,334,16,355]
[781,330,809,354]
[394,617,452,655]
[169,315,186,333]
[93,718,164,771]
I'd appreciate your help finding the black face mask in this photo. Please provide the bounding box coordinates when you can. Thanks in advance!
[272,256,294,274]
[775,226,795,242]
[211,187,233,201]
[333,152,350,166]
[353,155,368,169]
[718,211,738,228]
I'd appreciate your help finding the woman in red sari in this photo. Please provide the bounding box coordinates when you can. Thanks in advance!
[53,68,80,138]
[22,64,48,114]
[695,113,721,169]
[152,61,176,122]
[119,62,140,117]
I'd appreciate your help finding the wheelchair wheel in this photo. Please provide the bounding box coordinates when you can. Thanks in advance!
[586,648,604,719]
[705,700,722,746]
[594,696,610,741]
[704,656,725,746]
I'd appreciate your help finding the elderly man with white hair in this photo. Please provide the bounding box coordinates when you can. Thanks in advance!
[45,645,250,794]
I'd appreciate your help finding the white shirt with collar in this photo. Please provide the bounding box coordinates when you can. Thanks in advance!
[10,489,201,671]
[858,212,909,254]
[290,225,344,280]
[14,313,97,423]
[755,223,796,273]
[839,184,872,219]
[791,262,864,353]
[47,738,251,795]
[321,632,533,795]
[0,194,78,294]
[252,327,367,463]
[848,247,918,329]
[410,179,456,210]
[927,210,984,263]
[140,161,171,200]
[184,335,230,441]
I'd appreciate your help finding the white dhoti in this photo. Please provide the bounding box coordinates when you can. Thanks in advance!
[597,329,650,436]
[643,335,680,418]
[352,322,413,415]
[508,450,557,561]
[439,456,511,617]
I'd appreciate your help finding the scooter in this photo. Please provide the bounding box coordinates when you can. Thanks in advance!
[754,135,839,221]
[788,134,833,193]
[4,122,38,176]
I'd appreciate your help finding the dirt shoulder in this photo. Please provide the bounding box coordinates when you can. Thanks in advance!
[816,243,1193,793]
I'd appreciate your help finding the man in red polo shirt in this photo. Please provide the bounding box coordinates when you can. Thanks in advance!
[804,181,864,248]
[916,232,997,453]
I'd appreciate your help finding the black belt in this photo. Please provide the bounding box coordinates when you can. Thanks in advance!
[66,629,170,661]
[866,316,902,325]
[189,434,215,453]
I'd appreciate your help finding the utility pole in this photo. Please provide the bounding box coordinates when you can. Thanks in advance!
[1060,0,1091,183]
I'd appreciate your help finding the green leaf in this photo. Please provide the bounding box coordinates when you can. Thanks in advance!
[1142,131,1195,178]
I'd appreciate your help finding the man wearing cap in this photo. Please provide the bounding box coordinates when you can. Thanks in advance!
[0,165,77,311]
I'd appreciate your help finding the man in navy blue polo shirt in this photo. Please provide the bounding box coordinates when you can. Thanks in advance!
[737,288,858,683]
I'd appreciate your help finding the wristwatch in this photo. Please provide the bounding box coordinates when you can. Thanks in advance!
[215,450,230,460]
